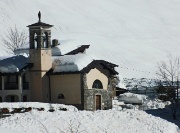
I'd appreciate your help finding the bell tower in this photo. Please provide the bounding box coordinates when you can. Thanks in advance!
[27,11,53,102]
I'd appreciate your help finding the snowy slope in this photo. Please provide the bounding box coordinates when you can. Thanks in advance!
[1,0,180,78]
[0,127,23,133]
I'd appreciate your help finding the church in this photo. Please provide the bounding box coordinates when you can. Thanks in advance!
[0,12,119,110]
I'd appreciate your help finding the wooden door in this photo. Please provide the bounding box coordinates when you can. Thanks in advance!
[96,95,101,110]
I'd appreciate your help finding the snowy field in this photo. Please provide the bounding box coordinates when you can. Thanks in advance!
[0,97,179,133]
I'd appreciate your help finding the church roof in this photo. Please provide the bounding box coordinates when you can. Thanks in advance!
[48,53,118,75]
[27,21,53,28]
[65,45,90,55]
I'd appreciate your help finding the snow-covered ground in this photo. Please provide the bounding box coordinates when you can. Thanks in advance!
[0,108,179,133]
[113,92,170,110]
[0,101,179,133]
[1,0,180,78]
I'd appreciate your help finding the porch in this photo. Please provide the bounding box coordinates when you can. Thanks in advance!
[0,74,30,102]
[4,82,29,90]
[0,75,29,90]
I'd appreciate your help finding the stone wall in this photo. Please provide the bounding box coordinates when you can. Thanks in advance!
[84,89,112,111]
[108,75,120,97]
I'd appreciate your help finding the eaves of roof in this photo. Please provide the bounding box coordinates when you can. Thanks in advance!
[65,45,90,55]
[27,21,53,28]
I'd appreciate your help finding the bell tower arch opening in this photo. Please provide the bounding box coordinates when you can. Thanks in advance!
[34,33,38,49]
[43,32,49,48]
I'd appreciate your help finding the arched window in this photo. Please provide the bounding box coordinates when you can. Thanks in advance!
[58,94,65,99]
[92,80,103,89]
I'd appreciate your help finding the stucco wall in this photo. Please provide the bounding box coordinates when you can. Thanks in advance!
[29,49,52,71]
[86,64,109,90]
[30,71,49,102]
[29,49,52,102]
[50,74,81,105]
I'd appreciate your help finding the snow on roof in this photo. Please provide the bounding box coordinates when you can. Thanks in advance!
[52,53,127,88]
[52,39,89,56]
[52,53,98,73]
[0,54,28,73]
[118,81,126,89]
[52,53,126,88]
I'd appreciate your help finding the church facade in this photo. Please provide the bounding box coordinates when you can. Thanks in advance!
[0,13,119,110]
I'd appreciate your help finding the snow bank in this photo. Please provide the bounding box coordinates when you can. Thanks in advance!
[52,39,89,56]
[118,92,147,104]
[0,102,179,133]
[116,93,170,110]
[0,109,179,133]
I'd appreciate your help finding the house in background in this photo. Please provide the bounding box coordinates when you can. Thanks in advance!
[0,12,119,110]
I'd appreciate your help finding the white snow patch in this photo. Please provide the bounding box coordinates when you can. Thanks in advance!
[0,102,179,133]
[0,127,23,133]
[0,109,179,133]
[52,53,98,72]
[119,92,147,104]
[116,93,170,110]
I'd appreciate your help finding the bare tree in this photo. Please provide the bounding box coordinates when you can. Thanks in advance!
[156,54,180,119]
[2,26,28,54]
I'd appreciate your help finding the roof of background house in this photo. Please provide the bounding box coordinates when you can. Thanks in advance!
[0,54,33,74]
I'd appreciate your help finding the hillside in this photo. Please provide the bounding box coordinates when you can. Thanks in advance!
[0,0,180,78]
